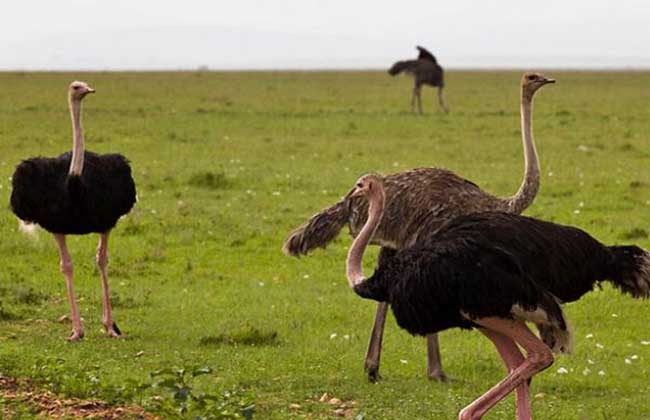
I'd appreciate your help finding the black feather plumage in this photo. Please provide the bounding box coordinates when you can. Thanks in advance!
[11,151,136,234]
[354,212,649,339]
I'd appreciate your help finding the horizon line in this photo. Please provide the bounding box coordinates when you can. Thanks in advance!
[1,66,650,73]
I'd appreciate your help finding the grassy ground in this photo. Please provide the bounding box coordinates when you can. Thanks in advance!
[0,70,649,419]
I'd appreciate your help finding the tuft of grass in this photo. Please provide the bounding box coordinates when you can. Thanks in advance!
[619,227,648,240]
[0,302,20,321]
[187,170,230,189]
[11,286,47,306]
[199,325,279,347]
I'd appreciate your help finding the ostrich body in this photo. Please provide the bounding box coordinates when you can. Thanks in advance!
[284,73,554,381]
[10,81,136,341]
[388,46,449,113]
[347,174,650,420]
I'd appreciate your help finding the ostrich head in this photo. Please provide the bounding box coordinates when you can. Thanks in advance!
[68,81,95,101]
[521,72,555,97]
[348,173,385,202]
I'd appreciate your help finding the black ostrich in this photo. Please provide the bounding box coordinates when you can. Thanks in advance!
[388,46,449,113]
[10,81,136,341]
[345,174,649,420]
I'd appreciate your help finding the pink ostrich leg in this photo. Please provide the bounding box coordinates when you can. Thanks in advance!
[96,232,121,337]
[54,234,84,341]
[459,318,553,420]
[479,328,530,420]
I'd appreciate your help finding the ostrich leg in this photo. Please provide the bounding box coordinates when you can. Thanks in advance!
[426,333,449,381]
[479,328,530,420]
[365,302,388,381]
[54,234,84,341]
[416,86,423,114]
[459,318,553,420]
[410,86,417,113]
[438,87,449,113]
[97,232,121,337]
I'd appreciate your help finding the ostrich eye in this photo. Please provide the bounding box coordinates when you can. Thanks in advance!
[73,86,80,90]
[356,182,363,188]
[527,75,537,81]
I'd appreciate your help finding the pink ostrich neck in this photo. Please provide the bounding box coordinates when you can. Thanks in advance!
[507,88,540,214]
[346,187,386,288]
[68,97,85,176]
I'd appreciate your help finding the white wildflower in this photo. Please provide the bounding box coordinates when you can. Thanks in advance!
[598,370,605,376]
[329,333,337,340]
[625,358,632,365]
[557,367,569,374]
[587,359,595,365]
[582,368,591,376]
[400,359,408,364]
[596,343,604,349]
[641,341,650,345]
[631,355,639,360]
[585,334,594,339]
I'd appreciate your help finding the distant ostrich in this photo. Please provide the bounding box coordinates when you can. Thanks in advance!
[284,73,554,381]
[346,174,650,420]
[388,46,449,114]
[10,81,136,341]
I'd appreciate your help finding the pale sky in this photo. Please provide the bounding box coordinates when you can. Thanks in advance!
[2,0,649,70]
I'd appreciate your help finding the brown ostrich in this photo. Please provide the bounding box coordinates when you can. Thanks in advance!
[283,73,555,382]
[388,46,449,114]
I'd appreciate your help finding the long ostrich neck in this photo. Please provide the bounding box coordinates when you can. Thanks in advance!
[346,189,385,288]
[68,97,85,176]
[507,89,540,213]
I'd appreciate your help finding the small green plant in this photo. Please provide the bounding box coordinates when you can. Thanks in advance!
[146,366,254,419]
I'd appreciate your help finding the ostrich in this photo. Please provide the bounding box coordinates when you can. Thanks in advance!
[10,81,136,341]
[388,46,449,114]
[346,174,650,420]
[283,72,554,381]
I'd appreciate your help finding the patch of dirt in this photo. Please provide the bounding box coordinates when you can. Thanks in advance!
[0,376,159,419]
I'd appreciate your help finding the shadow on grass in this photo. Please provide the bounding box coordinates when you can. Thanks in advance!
[199,324,279,347]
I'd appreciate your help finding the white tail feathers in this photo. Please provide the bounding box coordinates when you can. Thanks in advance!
[18,220,39,237]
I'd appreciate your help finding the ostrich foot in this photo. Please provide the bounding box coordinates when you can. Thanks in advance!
[428,370,452,382]
[66,330,84,341]
[104,322,122,338]
[366,367,382,383]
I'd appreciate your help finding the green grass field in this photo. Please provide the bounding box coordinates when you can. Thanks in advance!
[1,70,649,419]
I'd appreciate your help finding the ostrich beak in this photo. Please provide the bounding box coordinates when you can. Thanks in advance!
[87,87,96,93]
[543,78,555,84]
[345,188,363,200]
